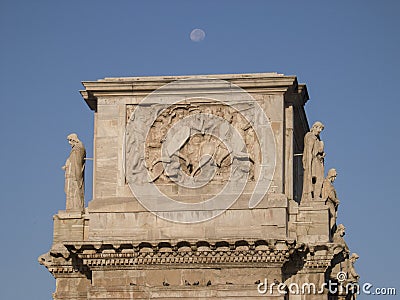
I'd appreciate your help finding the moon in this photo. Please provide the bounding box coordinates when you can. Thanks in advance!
[190,29,206,42]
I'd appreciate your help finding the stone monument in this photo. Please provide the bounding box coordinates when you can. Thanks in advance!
[39,73,359,299]
[63,133,86,212]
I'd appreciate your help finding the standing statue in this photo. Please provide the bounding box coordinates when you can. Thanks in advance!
[344,253,360,299]
[322,168,340,234]
[333,224,349,254]
[62,133,86,211]
[302,121,325,202]
[346,253,360,283]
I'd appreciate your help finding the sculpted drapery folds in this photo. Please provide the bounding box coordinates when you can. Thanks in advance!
[322,168,340,233]
[302,121,325,202]
[62,133,86,211]
[347,253,360,283]
[333,223,349,254]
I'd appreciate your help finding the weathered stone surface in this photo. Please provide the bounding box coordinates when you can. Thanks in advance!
[63,133,86,212]
[39,73,358,299]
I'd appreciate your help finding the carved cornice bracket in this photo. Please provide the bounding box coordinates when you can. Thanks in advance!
[62,239,295,270]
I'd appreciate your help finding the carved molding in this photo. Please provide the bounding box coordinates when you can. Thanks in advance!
[40,239,348,279]
[38,251,90,278]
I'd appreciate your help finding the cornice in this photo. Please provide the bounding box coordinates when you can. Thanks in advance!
[63,239,295,269]
[79,73,307,111]
[39,239,345,278]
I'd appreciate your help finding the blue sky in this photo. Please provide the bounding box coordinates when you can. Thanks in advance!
[0,1,399,299]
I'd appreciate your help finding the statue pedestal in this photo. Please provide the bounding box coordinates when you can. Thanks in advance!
[296,199,330,244]
[52,210,86,245]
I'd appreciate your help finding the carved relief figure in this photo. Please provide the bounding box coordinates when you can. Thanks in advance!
[126,110,149,183]
[62,133,86,211]
[141,103,258,184]
[150,135,190,183]
[302,121,325,201]
[191,134,219,180]
[322,168,340,234]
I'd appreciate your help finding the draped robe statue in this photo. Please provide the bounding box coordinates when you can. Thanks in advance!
[62,133,86,211]
[302,121,325,202]
[322,168,340,234]
[346,253,360,285]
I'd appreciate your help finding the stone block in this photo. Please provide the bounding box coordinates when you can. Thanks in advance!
[97,104,119,120]
[53,212,84,243]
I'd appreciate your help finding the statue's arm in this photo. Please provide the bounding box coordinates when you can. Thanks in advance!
[176,152,190,167]
[349,265,359,279]
[328,191,340,206]
[302,133,313,168]
[71,149,85,184]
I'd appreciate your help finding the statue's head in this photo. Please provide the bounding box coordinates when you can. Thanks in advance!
[191,134,202,144]
[67,133,80,146]
[311,121,324,135]
[350,253,359,262]
[336,224,346,237]
[327,168,337,182]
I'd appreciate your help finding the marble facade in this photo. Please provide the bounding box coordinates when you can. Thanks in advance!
[39,73,358,299]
